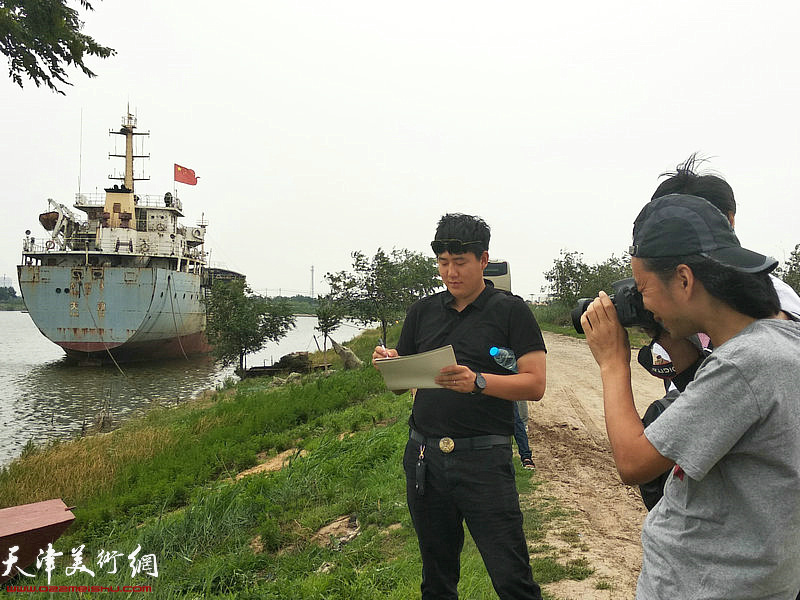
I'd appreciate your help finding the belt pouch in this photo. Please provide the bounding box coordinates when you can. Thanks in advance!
[415,456,426,496]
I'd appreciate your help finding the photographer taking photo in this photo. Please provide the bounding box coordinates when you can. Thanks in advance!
[635,157,800,511]
[581,194,800,599]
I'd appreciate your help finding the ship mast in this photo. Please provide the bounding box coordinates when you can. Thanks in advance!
[108,111,149,191]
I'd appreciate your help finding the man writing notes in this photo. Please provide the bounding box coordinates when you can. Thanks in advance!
[373,213,546,600]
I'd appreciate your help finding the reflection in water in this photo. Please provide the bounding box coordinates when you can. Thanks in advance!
[12,355,223,451]
[0,312,365,466]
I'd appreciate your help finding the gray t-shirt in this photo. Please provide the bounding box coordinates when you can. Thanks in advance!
[640,319,800,600]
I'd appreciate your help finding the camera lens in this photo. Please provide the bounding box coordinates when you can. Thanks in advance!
[569,279,658,335]
[571,298,593,334]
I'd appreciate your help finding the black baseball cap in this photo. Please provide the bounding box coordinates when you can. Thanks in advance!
[630,194,777,274]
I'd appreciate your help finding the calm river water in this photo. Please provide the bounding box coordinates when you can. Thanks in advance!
[0,311,364,467]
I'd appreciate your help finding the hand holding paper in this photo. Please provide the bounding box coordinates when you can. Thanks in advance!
[434,363,477,394]
[374,345,457,390]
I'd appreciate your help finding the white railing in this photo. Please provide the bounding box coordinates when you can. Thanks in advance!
[23,236,206,261]
[74,193,182,211]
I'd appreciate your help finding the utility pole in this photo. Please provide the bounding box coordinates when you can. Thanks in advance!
[310,265,315,298]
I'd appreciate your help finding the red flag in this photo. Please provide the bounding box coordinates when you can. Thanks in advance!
[174,164,198,185]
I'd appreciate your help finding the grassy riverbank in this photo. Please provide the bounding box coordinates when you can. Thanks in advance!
[0,300,24,310]
[1,326,593,599]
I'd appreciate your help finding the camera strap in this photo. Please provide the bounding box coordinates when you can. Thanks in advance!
[427,289,506,347]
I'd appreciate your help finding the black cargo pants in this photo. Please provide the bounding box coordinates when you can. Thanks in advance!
[403,436,542,600]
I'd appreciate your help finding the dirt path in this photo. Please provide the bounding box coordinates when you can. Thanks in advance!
[526,331,665,599]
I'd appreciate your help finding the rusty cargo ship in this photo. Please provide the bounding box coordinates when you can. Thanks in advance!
[17,113,211,363]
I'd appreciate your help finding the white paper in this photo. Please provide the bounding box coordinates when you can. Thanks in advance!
[374,345,457,390]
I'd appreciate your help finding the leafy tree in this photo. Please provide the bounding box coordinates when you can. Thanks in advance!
[204,279,295,373]
[542,250,588,307]
[543,249,632,307]
[326,248,440,343]
[579,254,632,300]
[314,294,342,369]
[541,249,632,326]
[272,294,318,314]
[289,294,317,314]
[779,243,800,295]
[0,286,18,302]
[1,0,115,94]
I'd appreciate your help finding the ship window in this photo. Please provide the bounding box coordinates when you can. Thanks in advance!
[113,203,121,213]
[160,292,163,297]
[55,288,61,294]
[183,293,186,298]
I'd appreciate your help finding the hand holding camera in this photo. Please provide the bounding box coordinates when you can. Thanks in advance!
[572,278,659,335]
[579,291,633,370]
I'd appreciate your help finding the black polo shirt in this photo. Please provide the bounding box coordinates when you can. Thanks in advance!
[396,282,546,438]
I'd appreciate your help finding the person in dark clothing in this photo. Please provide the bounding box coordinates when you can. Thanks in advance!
[513,402,535,470]
[372,213,546,600]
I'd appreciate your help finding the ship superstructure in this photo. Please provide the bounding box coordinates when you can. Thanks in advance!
[17,113,211,362]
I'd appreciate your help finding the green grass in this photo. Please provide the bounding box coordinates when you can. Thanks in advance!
[596,579,613,590]
[1,324,598,598]
[530,301,573,329]
[0,300,25,310]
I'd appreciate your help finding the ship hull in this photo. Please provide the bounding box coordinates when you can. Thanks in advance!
[17,263,210,363]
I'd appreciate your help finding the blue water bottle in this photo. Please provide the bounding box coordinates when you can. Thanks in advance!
[491,347,531,452]
[489,346,518,373]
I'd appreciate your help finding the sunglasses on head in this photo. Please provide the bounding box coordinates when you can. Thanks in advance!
[430,239,484,255]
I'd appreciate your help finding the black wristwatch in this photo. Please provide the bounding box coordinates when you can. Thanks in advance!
[472,372,487,394]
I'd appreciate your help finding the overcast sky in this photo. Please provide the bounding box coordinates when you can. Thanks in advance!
[2,1,799,300]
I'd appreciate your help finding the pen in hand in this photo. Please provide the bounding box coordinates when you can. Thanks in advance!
[379,338,387,358]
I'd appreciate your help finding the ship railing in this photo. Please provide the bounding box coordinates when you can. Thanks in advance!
[184,248,206,260]
[23,236,208,258]
[23,236,97,253]
[135,194,184,210]
[74,193,183,211]
[74,193,104,207]
[22,239,49,253]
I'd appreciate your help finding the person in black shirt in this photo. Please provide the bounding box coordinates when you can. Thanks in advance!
[372,213,546,600]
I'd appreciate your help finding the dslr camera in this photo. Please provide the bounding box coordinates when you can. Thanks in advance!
[571,278,659,334]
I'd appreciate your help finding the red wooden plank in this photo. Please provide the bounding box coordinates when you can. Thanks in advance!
[0,499,76,584]
[0,499,74,538]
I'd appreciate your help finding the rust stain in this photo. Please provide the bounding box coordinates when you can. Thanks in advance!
[53,327,107,339]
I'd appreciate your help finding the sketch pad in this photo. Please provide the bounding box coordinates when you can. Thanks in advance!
[374,345,457,390]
